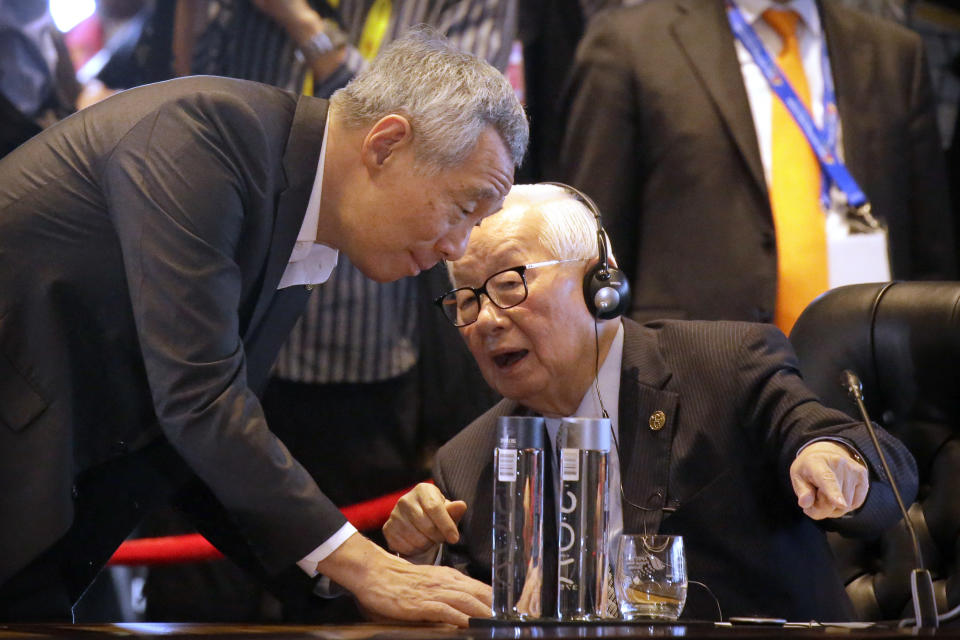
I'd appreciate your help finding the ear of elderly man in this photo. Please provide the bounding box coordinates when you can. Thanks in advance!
[383,183,918,621]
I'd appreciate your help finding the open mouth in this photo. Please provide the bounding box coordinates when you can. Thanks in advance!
[493,350,528,368]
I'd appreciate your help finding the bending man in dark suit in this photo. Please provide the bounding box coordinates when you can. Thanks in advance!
[560,0,955,327]
[382,184,918,620]
[0,30,527,625]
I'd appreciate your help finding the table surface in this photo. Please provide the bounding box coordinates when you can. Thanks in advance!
[0,620,957,640]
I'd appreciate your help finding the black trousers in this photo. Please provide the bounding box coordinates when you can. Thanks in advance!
[0,441,190,622]
[260,370,424,505]
[0,438,328,623]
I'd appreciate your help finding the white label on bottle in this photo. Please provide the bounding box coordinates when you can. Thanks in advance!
[560,448,580,482]
[497,449,517,482]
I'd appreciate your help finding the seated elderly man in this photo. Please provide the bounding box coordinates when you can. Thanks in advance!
[383,183,918,621]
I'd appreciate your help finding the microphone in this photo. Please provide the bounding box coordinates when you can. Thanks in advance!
[841,370,938,629]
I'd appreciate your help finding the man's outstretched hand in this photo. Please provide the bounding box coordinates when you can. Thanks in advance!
[316,532,491,627]
[790,441,869,520]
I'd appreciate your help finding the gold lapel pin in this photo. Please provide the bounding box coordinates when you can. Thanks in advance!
[649,410,666,431]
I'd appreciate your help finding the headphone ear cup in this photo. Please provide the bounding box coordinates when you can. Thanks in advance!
[583,263,631,320]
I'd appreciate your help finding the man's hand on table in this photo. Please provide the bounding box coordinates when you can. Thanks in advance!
[316,532,490,627]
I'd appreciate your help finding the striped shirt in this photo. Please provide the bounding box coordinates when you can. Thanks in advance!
[193,0,517,383]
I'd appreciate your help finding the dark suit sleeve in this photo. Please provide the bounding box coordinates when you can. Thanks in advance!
[559,10,642,281]
[102,93,345,573]
[735,323,917,537]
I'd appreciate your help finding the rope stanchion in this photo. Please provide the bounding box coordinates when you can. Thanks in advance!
[107,483,425,566]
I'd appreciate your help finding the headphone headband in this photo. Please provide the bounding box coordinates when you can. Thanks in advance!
[540,182,630,319]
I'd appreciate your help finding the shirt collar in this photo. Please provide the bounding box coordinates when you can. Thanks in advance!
[277,111,339,289]
[733,0,822,38]
[297,110,331,248]
[545,321,625,442]
[572,321,624,425]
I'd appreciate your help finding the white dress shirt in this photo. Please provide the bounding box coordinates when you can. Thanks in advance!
[731,0,890,285]
[732,0,836,190]
[278,112,339,290]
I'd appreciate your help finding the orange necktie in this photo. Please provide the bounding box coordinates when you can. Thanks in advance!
[764,9,827,334]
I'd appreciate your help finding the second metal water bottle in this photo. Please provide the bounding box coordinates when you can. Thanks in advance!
[491,416,546,619]
[556,417,610,620]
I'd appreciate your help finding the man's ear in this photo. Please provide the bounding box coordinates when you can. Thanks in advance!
[361,114,413,169]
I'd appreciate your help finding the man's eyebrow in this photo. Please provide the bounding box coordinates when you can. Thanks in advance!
[462,186,499,201]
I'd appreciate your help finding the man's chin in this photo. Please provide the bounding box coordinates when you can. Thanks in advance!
[353,259,408,283]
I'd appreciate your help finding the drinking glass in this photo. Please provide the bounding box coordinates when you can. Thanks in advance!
[615,534,687,620]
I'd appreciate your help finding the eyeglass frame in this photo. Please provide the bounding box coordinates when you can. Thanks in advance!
[434,258,588,327]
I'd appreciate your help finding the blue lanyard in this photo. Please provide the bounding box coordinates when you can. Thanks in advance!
[725,0,872,216]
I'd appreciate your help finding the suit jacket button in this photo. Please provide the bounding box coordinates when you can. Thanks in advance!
[71,484,79,500]
[113,440,128,455]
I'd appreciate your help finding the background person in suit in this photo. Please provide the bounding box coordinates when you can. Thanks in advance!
[560,0,955,333]
[0,31,527,625]
[382,184,918,620]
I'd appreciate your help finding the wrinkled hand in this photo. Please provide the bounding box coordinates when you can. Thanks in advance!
[383,483,467,558]
[790,441,869,520]
[317,533,491,627]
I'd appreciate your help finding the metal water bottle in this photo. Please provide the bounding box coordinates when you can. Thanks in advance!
[492,416,546,619]
[556,417,610,621]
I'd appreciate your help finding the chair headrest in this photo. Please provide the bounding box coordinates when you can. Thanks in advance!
[791,282,960,463]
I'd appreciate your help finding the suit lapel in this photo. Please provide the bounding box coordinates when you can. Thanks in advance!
[670,0,767,198]
[244,96,330,341]
[617,320,679,536]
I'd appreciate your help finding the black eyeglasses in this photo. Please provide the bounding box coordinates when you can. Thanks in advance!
[434,258,586,327]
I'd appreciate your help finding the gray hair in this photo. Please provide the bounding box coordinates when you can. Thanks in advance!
[329,26,528,170]
[449,183,610,287]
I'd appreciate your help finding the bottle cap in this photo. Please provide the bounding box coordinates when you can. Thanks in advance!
[497,416,546,449]
[558,417,611,451]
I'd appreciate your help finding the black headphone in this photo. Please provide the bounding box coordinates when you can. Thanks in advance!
[544,182,631,320]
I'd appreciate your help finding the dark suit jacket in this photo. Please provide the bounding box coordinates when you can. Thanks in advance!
[0,76,345,586]
[561,0,956,324]
[433,319,918,620]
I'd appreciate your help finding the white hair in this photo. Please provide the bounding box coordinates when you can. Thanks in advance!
[509,184,604,262]
[449,183,614,288]
[329,26,528,171]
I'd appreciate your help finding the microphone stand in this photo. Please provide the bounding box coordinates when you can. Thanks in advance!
[842,370,938,629]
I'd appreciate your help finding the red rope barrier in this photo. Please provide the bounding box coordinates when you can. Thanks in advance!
[109,533,220,566]
[108,484,423,566]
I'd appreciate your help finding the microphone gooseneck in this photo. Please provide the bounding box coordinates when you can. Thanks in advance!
[841,370,938,629]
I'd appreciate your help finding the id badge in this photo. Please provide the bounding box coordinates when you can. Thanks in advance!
[825,192,890,288]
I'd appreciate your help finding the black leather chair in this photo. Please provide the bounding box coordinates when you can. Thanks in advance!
[790,281,960,621]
